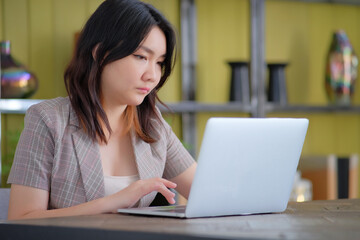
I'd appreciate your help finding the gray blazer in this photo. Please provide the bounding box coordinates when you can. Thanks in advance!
[8,97,194,209]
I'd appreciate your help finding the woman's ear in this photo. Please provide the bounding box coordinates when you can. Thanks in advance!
[92,43,100,60]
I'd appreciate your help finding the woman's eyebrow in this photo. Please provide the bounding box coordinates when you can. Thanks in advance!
[139,45,166,58]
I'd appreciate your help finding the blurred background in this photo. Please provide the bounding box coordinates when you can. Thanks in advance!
[0,0,359,201]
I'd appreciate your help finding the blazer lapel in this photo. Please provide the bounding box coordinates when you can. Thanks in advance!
[69,108,162,207]
[130,130,163,207]
[70,111,105,202]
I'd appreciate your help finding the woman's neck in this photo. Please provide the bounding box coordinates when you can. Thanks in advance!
[102,103,128,137]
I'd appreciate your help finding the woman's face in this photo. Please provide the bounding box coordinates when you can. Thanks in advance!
[100,26,166,108]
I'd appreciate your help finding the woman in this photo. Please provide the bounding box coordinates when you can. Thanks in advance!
[7,0,196,220]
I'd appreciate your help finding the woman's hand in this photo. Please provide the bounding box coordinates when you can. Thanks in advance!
[105,177,177,212]
[8,178,177,220]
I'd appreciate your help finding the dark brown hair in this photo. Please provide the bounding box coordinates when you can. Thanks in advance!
[64,0,176,143]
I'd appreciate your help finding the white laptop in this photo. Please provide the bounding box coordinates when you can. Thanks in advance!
[117,117,309,218]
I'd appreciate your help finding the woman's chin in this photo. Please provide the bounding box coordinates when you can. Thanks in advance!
[131,98,146,106]
[126,95,149,106]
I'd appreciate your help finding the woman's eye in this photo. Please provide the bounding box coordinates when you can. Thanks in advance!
[134,54,146,60]
[157,61,164,67]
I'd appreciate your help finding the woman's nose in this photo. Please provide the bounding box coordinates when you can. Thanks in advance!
[143,63,159,82]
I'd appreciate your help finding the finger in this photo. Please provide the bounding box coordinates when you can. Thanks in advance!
[126,178,177,206]
[157,178,177,189]
[156,184,176,204]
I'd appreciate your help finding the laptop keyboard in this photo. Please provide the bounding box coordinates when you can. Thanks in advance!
[153,205,186,213]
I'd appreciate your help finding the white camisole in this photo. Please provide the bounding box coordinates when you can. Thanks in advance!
[103,175,140,196]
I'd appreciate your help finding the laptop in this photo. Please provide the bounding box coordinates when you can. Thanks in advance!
[117,117,309,218]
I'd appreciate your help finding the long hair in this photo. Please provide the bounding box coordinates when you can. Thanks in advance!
[64,0,176,143]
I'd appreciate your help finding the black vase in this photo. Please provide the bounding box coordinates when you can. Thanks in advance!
[267,63,288,105]
[228,61,250,104]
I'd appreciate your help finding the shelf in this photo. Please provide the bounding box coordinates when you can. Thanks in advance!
[289,0,360,5]
[0,99,43,114]
[0,99,252,114]
[266,103,360,113]
[163,102,360,114]
[159,101,252,114]
[2,99,360,115]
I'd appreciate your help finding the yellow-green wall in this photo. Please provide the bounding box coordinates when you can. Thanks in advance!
[266,0,360,105]
[267,1,360,157]
[194,0,360,196]
[0,0,182,186]
[1,0,360,194]
[0,0,181,99]
[195,0,360,154]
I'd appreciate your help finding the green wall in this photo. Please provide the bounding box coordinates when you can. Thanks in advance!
[0,0,182,186]
[194,0,360,196]
[267,1,360,156]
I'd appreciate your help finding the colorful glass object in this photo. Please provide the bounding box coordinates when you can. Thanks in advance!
[0,40,38,98]
[325,30,358,105]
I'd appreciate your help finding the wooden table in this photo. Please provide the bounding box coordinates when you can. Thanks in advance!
[1,199,360,240]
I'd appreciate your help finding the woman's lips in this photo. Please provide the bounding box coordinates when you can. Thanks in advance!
[137,88,150,94]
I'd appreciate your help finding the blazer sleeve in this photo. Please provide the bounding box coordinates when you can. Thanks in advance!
[7,105,55,191]
[160,117,195,179]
